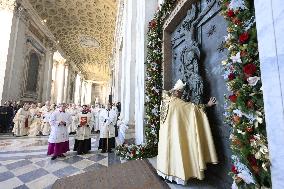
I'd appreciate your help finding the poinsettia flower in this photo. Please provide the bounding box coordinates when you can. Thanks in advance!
[229,94,238,102]
[239,32,249,43]
[232,165,238,174]
[243,63,257,76]
[247,76,260,86]
[227,9,235,17]
[230,52,242,63]
[228,73,235,80]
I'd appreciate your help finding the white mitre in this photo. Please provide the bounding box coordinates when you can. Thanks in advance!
[172,79,186,91]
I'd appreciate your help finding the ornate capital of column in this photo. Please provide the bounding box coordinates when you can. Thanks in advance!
[15,3,29,22]
[0,0,16,11]
[46,41,57,53]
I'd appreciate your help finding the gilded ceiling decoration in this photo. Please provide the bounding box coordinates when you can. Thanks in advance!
[28,0,117,81]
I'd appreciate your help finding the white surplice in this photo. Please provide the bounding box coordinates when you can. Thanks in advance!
[12,108,31,136]
[99,109,117,139]
[48,110,72,143]
[74,112,94,140]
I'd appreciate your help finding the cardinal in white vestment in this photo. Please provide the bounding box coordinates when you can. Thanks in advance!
[73,105,94,155]
[41,106,53,136]
[47,104,72,160]
[12,103,31,136]
[157,79,218,185]
[91,104,100,133]
[117,116,128,145]
[67,104,79,135]
[98,103,117,153]
[41,101,51,115]
[28,104,42,136]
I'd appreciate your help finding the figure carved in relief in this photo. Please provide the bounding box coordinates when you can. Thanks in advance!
[171,1,216,104]
[179,45,203,104]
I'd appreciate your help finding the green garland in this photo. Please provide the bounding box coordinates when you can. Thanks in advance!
[115,0,178,160]
[116,1,271,188]
[220,0,271,188]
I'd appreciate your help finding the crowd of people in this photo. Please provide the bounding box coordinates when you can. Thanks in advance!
[0,100,128,160]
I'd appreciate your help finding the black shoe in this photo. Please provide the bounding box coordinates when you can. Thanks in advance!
[51,156,57,160]
[101,150,106,153]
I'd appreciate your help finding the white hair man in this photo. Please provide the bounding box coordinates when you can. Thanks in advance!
[157,79,218,185]
[12,103,31,136]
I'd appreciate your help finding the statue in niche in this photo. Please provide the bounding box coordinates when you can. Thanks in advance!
[179,44,203,104]
[26,52,40,93]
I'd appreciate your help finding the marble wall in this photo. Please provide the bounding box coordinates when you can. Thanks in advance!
[2,6,29,102]
[254,0,284,188]
[0,8,14,104]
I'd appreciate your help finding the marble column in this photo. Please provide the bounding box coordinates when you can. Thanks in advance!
[56,61,66,104]
[85,82,93,105]
[0,1,15,103]
[74,74,81,105]
[134,0,159,144]
[79,78,84,105]
[63,63,69,103]
[121,0,137,124]
[42,46,55,102]
[50,61,58,103]
[254,0,284,188]
[6,4,24,95]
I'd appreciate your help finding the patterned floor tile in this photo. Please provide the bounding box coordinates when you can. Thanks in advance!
[52,165,80,178]
[29,157,48,164]
[14,184,30,189]
[87,153,106,162]
[0,171,14,182]
[6,160,32,170]
[17,168,49,183]
[83,163,107,172]
[26,174,58,189]
[96,157,108,167]
[43,161,69,173]
[12,164,40,176]
[62,155,84,164]
[0,136,123,188]
[69,170,85,177]
[72,159,95,170]
[35,159,49,167]
[0,177,23,189]
[0,159,22,165]
[0,166,8,173]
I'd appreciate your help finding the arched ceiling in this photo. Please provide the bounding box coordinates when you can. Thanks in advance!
[29,0,117,81]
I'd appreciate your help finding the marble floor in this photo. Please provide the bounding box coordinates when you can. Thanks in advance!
[0,133,219,189]
[0,134,121,189]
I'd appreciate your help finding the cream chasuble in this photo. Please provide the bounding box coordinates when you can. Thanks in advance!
[157,93,218,185]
